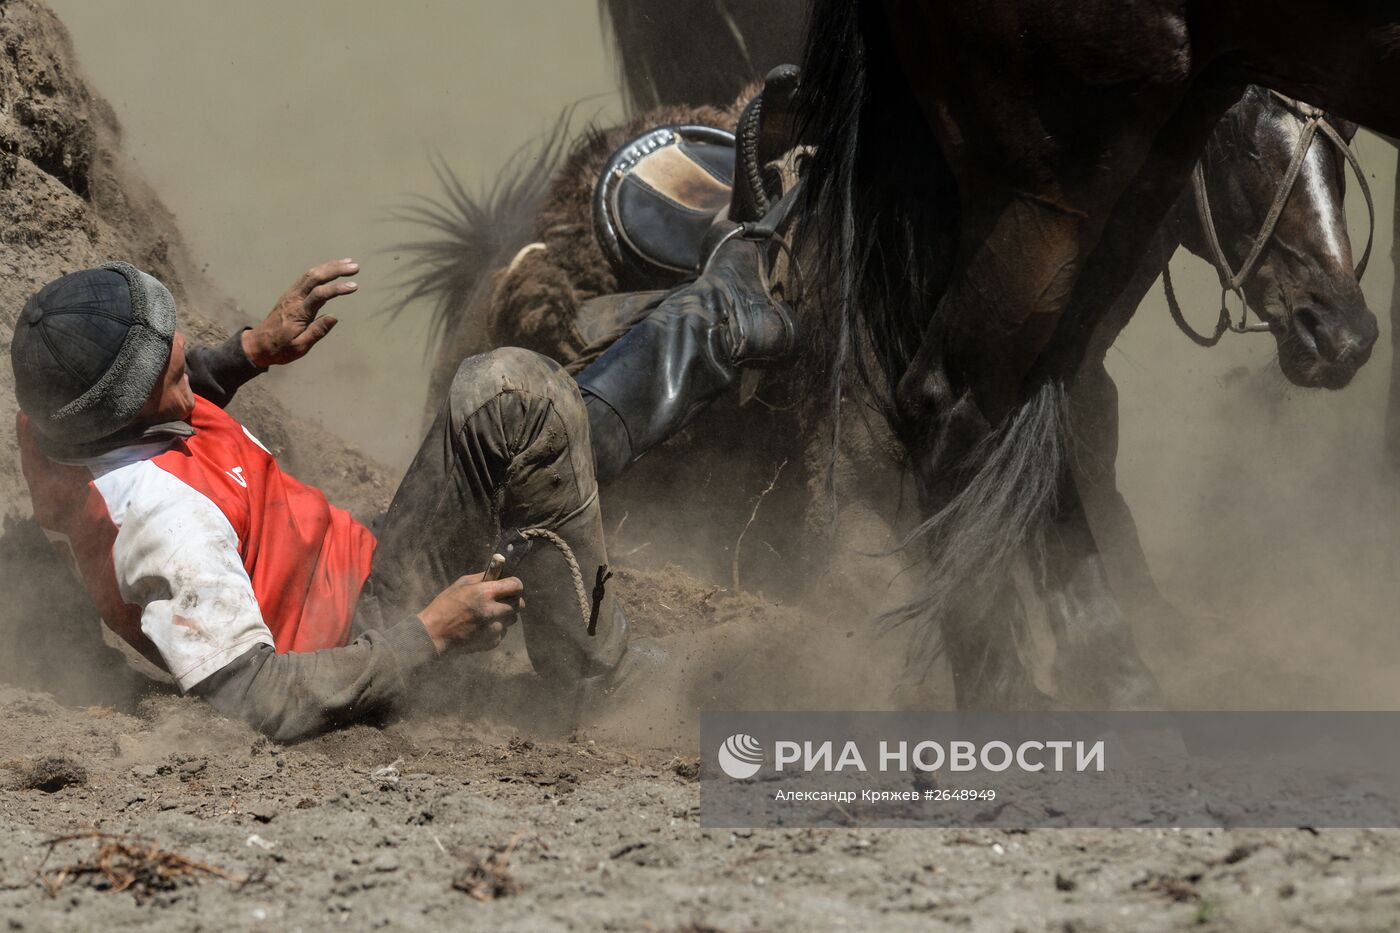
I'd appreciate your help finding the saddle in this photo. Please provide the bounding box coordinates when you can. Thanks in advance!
[593,65,803,292]
[592,124,737,291]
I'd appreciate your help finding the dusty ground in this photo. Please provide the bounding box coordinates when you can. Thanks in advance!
[4,677,1400,932]
[4,1,1400,930]
[3,550,1399,933]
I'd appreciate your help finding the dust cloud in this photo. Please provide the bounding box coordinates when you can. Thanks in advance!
[41,3,1400,711]
[1110,133,1399,708]
[48,0,623,469]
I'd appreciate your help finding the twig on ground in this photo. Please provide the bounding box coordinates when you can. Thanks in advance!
[30,831,247,902]
[731,459,788,592]
[451,827,527,901]
[500,827,526,863]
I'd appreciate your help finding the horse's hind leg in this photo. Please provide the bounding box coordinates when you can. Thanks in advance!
[1070,361,1190,635]
[1039,469,1163,710]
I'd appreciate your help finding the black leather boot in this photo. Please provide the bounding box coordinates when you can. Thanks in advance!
[576,191,801,485]
[577,62,806,484]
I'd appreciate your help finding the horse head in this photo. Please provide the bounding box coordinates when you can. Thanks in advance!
[1181,87,1378,390]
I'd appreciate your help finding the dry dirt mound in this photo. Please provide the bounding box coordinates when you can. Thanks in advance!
[0,0,393,700]
[0,0,389,525]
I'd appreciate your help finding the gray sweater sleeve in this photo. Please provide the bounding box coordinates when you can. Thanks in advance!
[186,329,265,408]
[189,618,440,743]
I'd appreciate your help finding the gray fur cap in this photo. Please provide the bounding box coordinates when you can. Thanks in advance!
[11,261,177,445]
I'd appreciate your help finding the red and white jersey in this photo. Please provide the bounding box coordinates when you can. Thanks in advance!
[18,397,376,691]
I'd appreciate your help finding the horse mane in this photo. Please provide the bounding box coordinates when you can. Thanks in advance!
[1200,85,1266,164]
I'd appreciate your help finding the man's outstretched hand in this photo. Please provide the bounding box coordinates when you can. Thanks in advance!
[417,572,525,655]
[242,258,359,368]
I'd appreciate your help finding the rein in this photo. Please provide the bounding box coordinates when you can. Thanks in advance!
[1165,90,1376,348]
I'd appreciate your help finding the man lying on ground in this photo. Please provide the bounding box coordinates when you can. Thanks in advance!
[12,260,628,741]
[11,230,794,740]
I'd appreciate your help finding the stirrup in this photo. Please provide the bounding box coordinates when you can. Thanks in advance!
[705,215,805,312]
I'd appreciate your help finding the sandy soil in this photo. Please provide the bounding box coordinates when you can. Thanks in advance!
[3,548,1399,932]
[4,678,1400,932]
[4,2,1400,931]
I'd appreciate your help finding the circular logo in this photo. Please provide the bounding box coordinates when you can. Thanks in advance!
[717,733,764,780]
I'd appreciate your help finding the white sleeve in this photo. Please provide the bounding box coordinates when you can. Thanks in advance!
[100,464,275,691]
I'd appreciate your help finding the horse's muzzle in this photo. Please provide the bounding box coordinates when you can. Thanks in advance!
[1280,304,1379,389]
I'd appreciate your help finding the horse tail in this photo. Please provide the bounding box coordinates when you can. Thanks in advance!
[887,380,1071,661]
[794,0,960,504]
[388,111,575,364]
[598,0,805,113]
[598,0,663,112]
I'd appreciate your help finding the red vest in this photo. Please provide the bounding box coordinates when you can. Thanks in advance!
[19,397,375,686]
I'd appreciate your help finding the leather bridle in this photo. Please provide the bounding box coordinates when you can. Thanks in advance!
[1165,90,1376,347]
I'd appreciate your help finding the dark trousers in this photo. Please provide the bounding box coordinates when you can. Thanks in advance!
[364,348,627,683]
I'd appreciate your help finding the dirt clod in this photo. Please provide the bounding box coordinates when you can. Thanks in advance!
[1135,872,1202,903]
[451,830,524,901]
[670,756,700,781]
[451,853,521,901]
[17,755,86,793]
[1221,844,1258,865]
[177,758,207,778]
[246,801,278,823]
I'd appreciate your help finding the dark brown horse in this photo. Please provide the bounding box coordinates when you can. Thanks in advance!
[786,0,1400,708]
[593,1,1384,701]
[1057,89,1376,696]
[589,1,1383,628]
